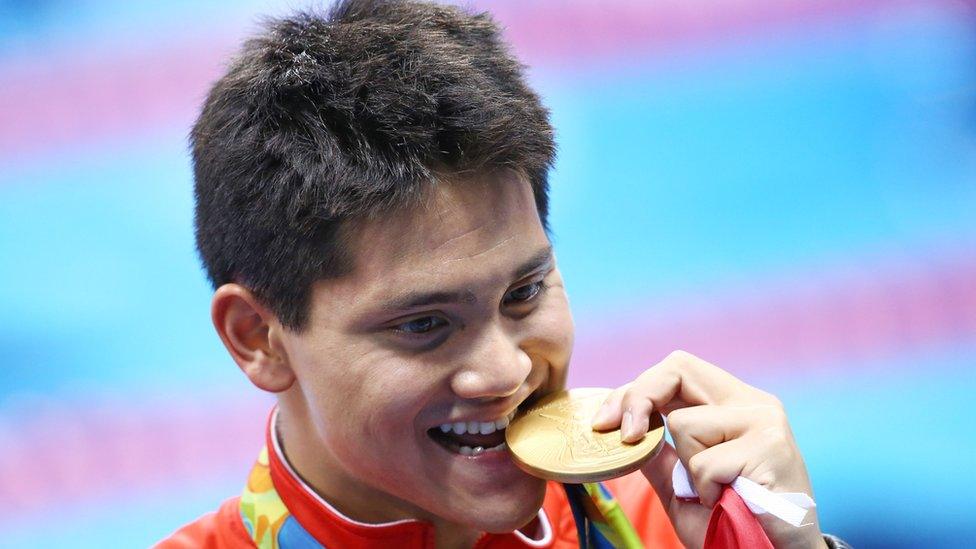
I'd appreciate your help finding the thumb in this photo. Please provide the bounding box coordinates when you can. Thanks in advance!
[641,440,678,505]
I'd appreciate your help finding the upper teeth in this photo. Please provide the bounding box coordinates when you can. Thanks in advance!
[437,410,516,435]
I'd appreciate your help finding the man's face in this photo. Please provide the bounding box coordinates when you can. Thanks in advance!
[277,174,574,532]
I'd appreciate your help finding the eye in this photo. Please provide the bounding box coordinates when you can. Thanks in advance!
[394,315,448,335]
[504,280,545,305]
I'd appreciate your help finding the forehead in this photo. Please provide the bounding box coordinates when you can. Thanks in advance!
[334,174,548,297]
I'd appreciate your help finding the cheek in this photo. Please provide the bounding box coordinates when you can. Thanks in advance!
[317,356,438,439]
[288,343,429,437]
[326,366,448,484]
[545,288,575,344]
[528,290,575,364]
[361,370,428,432]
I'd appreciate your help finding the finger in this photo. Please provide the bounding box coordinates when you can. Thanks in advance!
[666,404,760,472]
[590,383,630,430]
[641,441,712,549]
[619,384,658,442]
[641,440,678,506]
[684,436,753,508]
[626,351,759,419]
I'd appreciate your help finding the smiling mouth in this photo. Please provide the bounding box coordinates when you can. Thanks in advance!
[427,410,517,456]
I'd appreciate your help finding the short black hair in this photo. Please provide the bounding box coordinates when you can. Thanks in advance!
[191,0,555,330]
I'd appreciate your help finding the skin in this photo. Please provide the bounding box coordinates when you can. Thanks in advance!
[212,173,827,548]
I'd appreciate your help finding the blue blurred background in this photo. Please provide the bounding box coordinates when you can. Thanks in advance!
[1,0,974,546]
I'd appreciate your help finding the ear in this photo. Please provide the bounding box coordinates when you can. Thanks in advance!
[211,283,296,393]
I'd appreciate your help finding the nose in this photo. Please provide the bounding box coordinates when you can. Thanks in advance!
[451,324,532,401]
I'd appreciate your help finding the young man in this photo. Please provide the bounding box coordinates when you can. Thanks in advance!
[160,1,846,547]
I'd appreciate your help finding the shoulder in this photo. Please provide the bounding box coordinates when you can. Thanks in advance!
[154,496,254,549]
[542,472,682,549]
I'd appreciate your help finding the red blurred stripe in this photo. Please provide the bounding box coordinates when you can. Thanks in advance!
[0,39,232,163]
[570,251,976,387]
[496,0,910,64]
[0,393,268,516]
[0,0,942,163]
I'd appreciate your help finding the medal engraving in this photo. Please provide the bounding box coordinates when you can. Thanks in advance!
[506,388,665,483]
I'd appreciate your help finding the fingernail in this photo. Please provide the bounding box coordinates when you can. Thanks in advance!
[621,410,633,439]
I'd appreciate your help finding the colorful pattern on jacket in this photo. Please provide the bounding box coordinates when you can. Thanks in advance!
[240,446,321,549]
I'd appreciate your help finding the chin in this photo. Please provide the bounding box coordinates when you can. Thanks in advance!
[460,477,547,534]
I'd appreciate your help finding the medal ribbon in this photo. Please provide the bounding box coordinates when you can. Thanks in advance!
[562,482,644,549]
[563,480,775,549]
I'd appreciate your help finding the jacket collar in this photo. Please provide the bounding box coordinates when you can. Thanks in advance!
[263,407,554,548]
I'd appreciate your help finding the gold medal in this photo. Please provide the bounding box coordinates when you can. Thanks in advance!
[506,388,665,483]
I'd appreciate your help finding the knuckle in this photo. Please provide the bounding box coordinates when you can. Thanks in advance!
[636,394,655,412]
[760,426,790,449]
[758,390,784,408]
[760,403,789,428]
[687,452,708,478]
[665,408,690,432]
[621,387,653,411]
[774,409,790,431]
[666,349,695,367]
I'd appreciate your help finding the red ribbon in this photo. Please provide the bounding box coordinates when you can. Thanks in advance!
[704,486,774,549]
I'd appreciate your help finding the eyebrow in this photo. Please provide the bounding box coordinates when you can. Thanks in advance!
[512,245,555,281]
[380,245,554,312]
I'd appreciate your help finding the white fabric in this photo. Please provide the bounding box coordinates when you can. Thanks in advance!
[671,459,815,527]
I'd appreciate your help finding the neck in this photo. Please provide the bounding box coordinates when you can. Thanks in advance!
[273,399,489,547]
[274,400,416,523]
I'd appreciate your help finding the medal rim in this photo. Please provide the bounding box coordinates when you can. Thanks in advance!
[506,387,665,483]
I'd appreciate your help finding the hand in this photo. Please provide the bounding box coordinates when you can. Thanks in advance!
[591,351,826,549]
